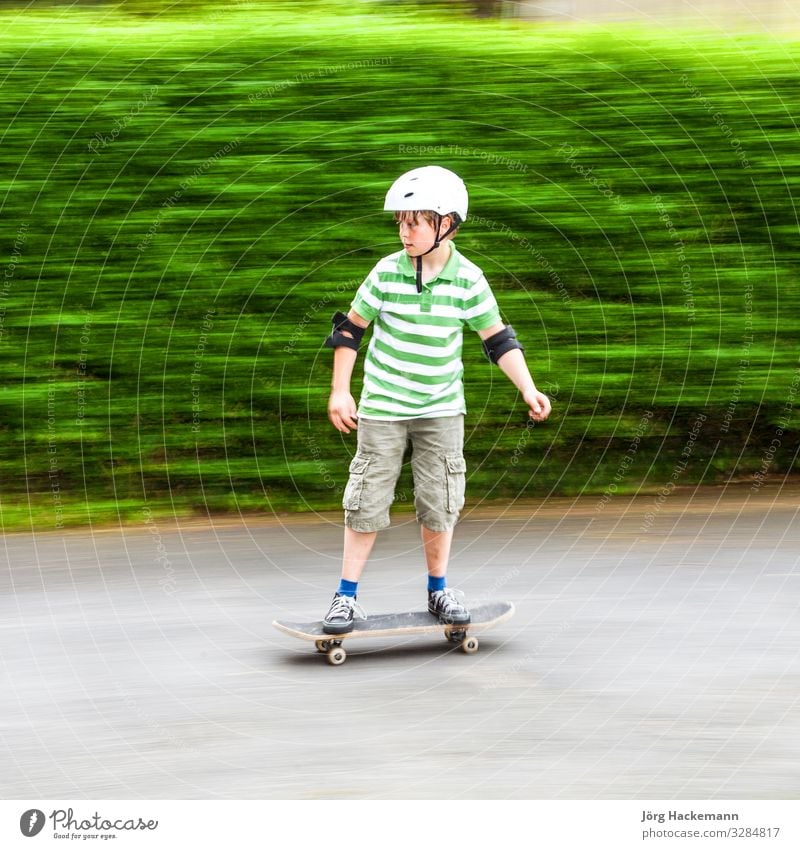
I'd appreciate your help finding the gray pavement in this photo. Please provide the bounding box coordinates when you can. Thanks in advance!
[1,486,799,799]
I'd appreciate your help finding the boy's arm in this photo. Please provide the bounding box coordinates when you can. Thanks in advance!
[478,322,552,422]
[328,309,370,434]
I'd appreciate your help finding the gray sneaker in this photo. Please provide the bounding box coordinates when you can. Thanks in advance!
[322,593,365,635]
[428,588,471,625]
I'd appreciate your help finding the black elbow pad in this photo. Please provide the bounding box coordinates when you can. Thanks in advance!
[324,311,366,351]
[482,324,524,364]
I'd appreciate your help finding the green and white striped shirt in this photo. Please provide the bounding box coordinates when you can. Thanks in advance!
[351,244,501,420]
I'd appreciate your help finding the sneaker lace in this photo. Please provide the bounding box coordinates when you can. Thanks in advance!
[329,594,366,620]
[437,588,466,613]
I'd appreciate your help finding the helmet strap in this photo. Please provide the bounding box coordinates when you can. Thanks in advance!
[414,213,460,294]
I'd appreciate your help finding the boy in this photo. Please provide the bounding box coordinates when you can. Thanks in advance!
[322,165,551,634]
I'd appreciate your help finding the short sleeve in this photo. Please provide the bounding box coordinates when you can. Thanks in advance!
[350,267,382,322]
[463,275,501,331]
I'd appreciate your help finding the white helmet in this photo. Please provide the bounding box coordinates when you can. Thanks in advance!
[384,165,468,222]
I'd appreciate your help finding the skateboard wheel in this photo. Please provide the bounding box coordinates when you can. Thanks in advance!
[315,640,329,653]
[327,646,347,666]
[461,636,479,655]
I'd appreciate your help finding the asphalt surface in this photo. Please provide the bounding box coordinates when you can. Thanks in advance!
[2,486,799,800]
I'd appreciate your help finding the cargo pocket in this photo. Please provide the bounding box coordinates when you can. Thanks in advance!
[342,454,371,511]
[444,454,467,513]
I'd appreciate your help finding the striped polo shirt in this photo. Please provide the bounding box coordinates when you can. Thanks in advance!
[351,244,501,420]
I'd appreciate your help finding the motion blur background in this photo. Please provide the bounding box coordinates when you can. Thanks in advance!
[1,0,798,530]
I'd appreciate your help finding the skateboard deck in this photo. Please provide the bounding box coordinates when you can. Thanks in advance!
[273,600,514,665]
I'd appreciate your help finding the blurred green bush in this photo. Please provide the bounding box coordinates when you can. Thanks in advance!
[1,1,797,529]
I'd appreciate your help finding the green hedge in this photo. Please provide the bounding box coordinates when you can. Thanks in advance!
[1,1,798,529]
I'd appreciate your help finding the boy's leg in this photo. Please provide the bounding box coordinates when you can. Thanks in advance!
[409,414,465,556]
[421,524,454,579]
[322,528,377,635]
[342,527,378,583]
[408,415,470,624]
[323,418,407,634]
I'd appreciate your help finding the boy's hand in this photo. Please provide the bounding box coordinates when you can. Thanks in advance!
[523,388,551,422]
[328,390,359,433]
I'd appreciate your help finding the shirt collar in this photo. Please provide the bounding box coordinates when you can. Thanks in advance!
[397,243,459,283]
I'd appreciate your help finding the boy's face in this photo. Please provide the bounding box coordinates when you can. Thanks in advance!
[395,211,451,257]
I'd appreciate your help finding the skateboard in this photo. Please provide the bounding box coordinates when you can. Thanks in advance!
[272,600,514,665]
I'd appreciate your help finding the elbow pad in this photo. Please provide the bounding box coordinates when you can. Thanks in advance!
[324,311,366,351]
[482,324,524,364]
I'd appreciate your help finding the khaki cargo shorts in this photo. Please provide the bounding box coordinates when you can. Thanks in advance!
[343,414,466,533]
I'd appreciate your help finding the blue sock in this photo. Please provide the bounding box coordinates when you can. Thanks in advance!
[428,575,446,593]
[337,579,358,598]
